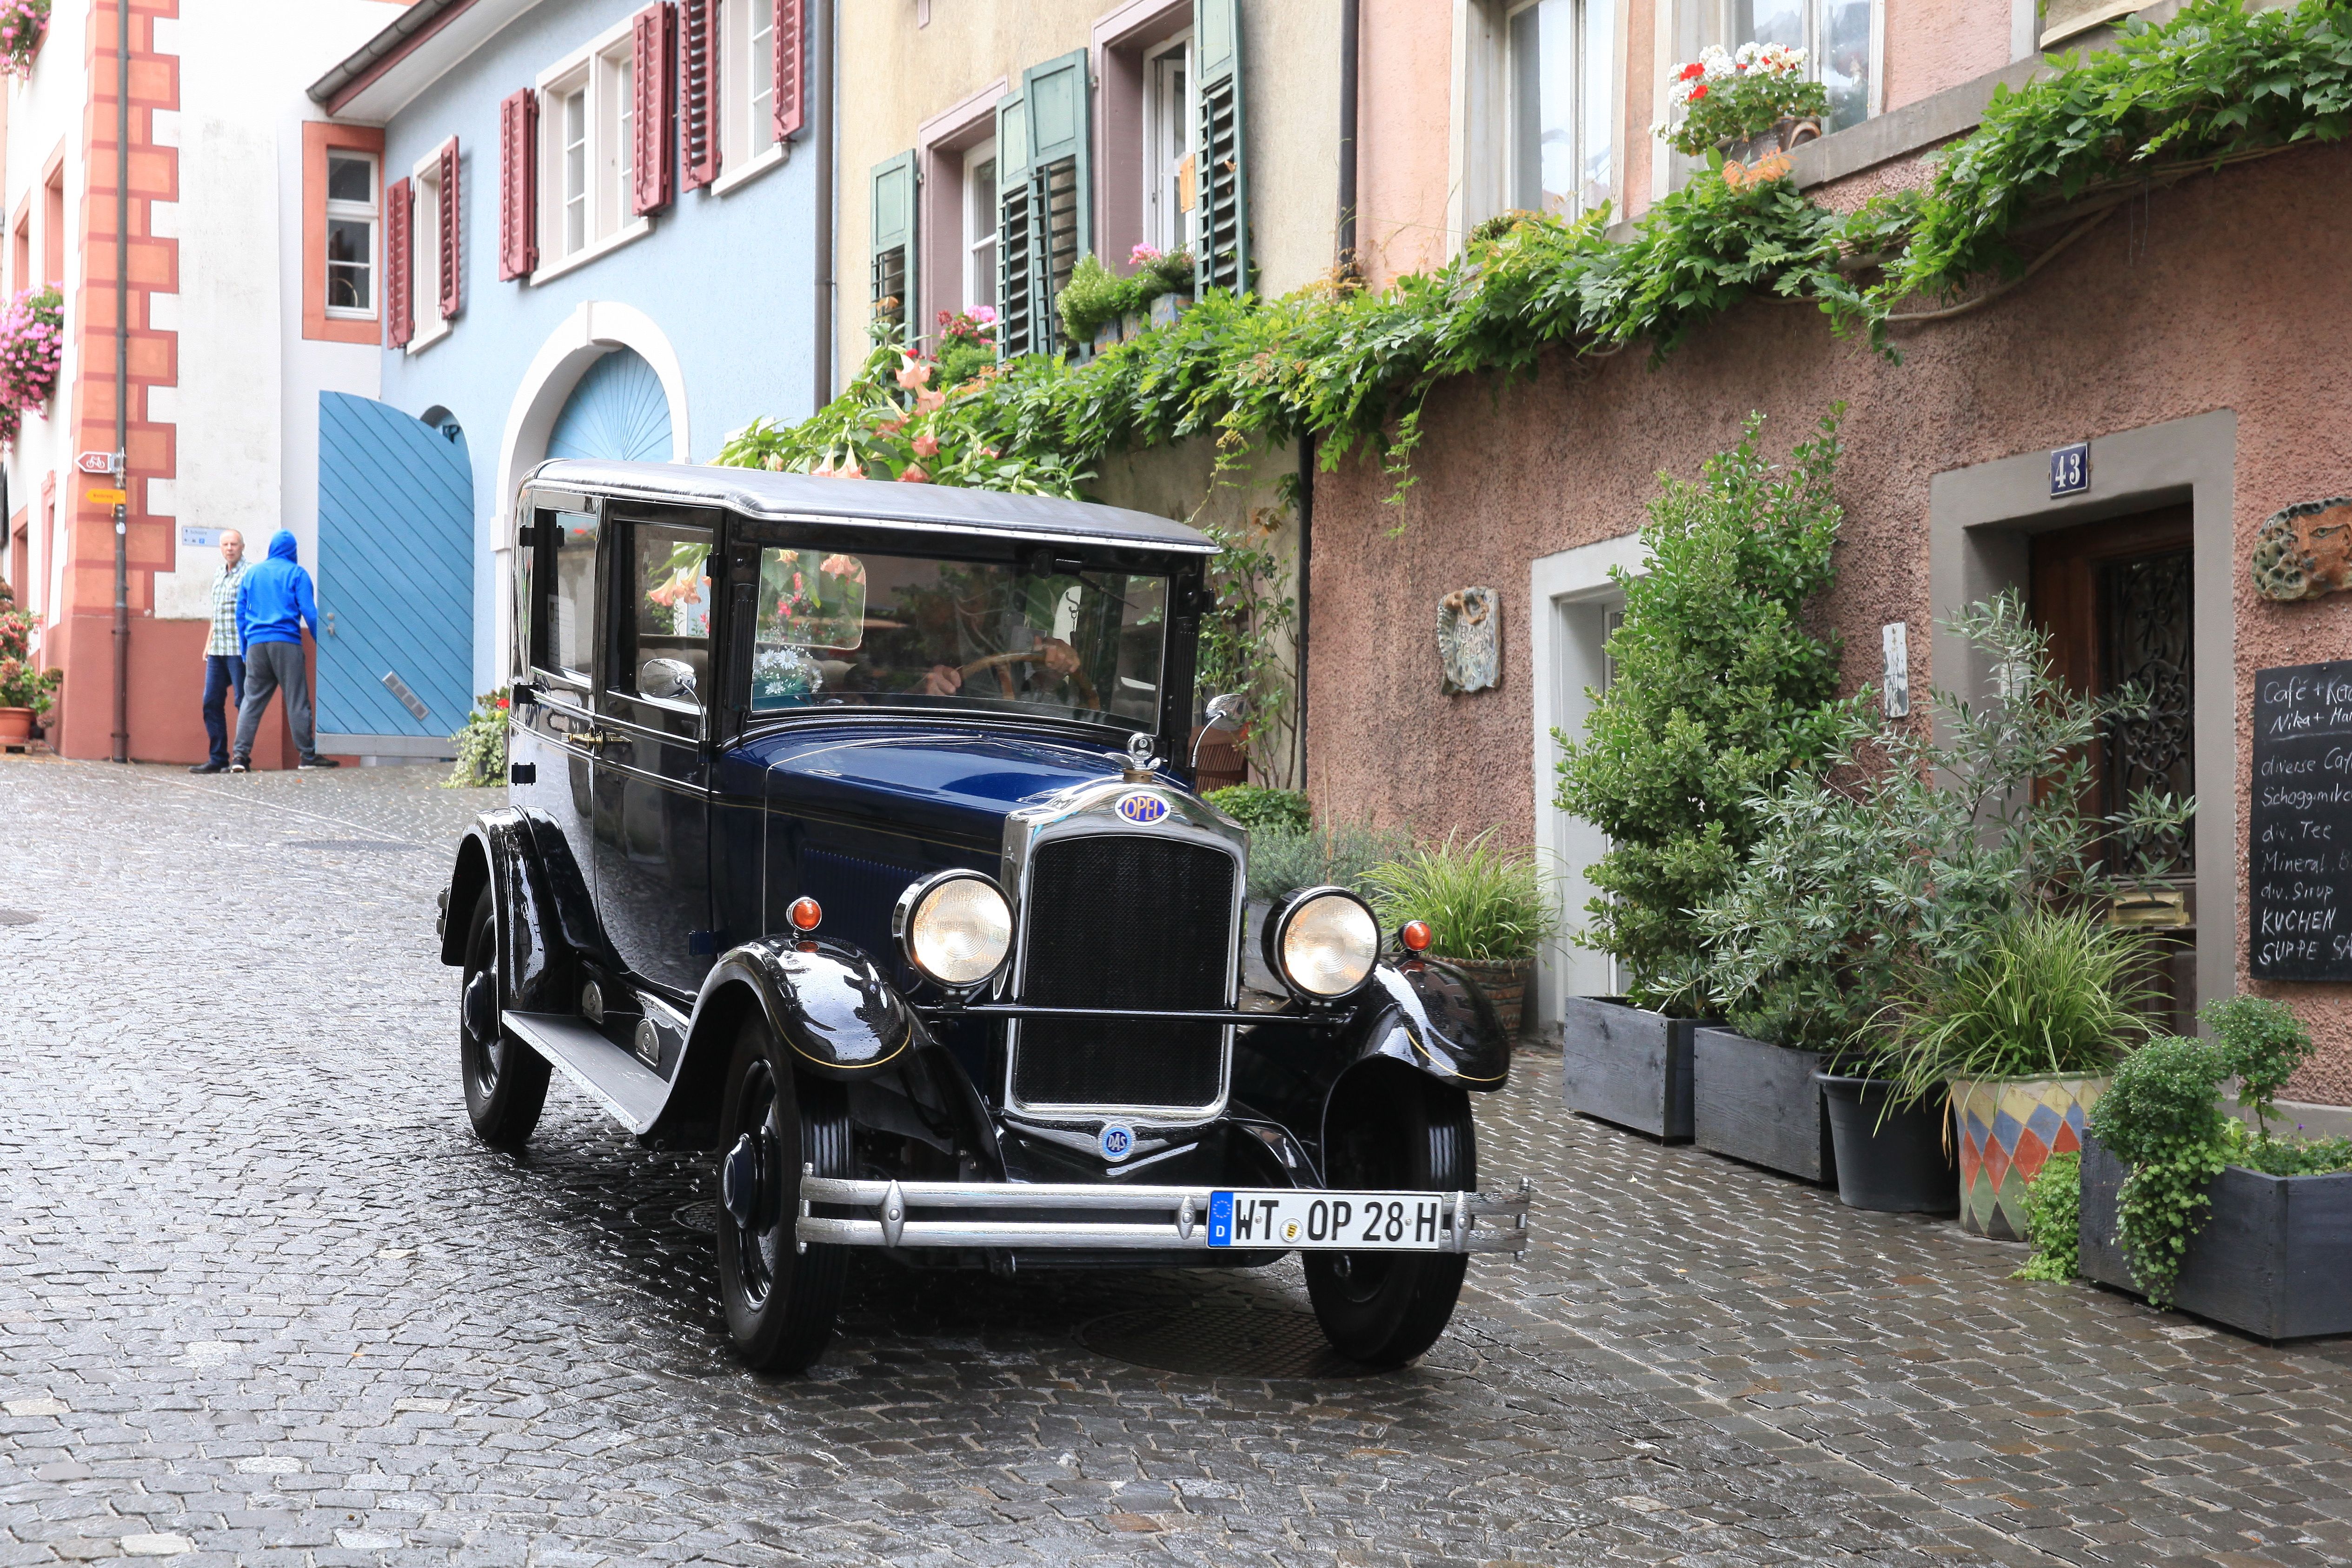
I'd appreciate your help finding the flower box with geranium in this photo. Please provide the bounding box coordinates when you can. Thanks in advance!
[0,285,63,443]
[0,0,48,78]
[1656,43,1829,159]
[0,582,60,727]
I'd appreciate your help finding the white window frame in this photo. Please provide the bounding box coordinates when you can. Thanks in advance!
[406,140,453,353]
[712,0,789,195]
[1502,0,1616,220]
[958,139,999,317]
[1142,32,1196,258]
[1449,0,1628,249]
[532,18,653,286]
[322,149,379,321]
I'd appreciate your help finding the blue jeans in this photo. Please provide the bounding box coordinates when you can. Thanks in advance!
[201,654,245,765]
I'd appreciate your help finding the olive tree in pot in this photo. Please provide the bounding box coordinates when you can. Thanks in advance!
[1552,411,1853,1141]
[1684,593,2189,1212]
[1365,832,1557,1037]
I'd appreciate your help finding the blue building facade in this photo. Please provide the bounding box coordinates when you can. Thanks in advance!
[310,0,826,730]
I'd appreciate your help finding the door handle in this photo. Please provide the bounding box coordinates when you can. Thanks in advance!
[325,610,336,637]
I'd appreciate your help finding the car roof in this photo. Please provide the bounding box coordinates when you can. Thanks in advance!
[526,459,1217,556]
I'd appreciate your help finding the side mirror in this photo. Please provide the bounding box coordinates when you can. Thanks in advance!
[641,657,698,701]
[1191,693,1246,769]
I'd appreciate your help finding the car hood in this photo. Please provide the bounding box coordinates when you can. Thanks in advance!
[727,723,1178,850]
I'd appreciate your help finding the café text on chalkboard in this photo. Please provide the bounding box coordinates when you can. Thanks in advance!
[2251,661,2352,980]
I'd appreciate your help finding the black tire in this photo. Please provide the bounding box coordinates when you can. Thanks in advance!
[715,1015,852,1373]
[458,884,551,1150]
[1306,1067,1476,1367]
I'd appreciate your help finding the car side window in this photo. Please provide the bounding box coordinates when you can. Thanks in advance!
[545,509,598,683]
[617,520,714,707]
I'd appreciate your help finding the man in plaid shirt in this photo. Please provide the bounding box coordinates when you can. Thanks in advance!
[191,529,245,773]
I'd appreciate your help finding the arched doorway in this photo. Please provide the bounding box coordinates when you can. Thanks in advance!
[546,348,673,462]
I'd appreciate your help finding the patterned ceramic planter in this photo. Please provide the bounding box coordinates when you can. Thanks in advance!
[1949,1073,2109,1240]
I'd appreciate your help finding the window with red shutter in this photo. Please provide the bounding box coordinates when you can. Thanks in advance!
[498,89,539,279]
[678,0,719,189]
[385,176,413,347]
[773,0,804,142]
[438,139,462,318]
[633,2,676,214]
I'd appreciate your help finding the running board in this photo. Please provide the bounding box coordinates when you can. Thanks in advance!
[502,1011,669,1133]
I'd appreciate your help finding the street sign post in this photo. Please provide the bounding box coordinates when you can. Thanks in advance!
[86,487,127,506]
[76,451,123,475]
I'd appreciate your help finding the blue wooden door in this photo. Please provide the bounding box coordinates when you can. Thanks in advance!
[315,392,475,744]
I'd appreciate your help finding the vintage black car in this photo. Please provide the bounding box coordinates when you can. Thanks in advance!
[438,459,1530,1372]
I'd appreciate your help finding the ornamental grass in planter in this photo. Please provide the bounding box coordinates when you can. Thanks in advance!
[2077,997,2352,1336]
[1365,831,1556,1038]
[1886,907,2155,1239]
[1684,592,2190,1213]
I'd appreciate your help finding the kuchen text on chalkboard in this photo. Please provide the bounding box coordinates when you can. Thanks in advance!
[2251,661,2352,979]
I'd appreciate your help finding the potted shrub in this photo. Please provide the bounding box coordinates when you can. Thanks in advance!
[1887,907,2153,1237]
[1657,42,1829,164]
[2079,997,2352,1338]
[1686,592,2189,1210]
[1367,832,1556,1038]
[1553,411,1852,1139]
[1132,244,1193,332]
[0,582,57,745]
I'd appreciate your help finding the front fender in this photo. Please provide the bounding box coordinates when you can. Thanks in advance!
[1334,960,1511,1090]
[701,935,921,1078]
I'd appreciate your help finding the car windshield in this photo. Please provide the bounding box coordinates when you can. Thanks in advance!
[748,545,1168,728]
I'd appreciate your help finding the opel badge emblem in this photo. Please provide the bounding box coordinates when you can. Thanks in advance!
[1116,791,1169,825]
[1100,1123,1136,1161]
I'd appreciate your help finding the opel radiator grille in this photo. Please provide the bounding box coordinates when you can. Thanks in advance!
[1012,835,1236,1110]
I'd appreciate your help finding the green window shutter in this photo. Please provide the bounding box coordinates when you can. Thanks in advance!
[870,150,917,349]
[1194,0,1248,296]
[995,90,1038,358]
[1021,48,1090,355]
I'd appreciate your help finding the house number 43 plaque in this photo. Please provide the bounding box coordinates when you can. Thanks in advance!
[2251,661,2352,979]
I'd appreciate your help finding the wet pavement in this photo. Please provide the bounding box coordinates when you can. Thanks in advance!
[2,757,2349,1567]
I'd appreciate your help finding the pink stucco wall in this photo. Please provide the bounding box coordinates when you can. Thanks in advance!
[1356,0,1455,286]
[1882,4,2013,110]
[1302,142,2352,1099]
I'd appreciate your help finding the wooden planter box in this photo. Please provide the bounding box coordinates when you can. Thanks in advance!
[1561,997,1703,1142]
[2079,1136,2352,1340]
[1693,1029,1834,1183]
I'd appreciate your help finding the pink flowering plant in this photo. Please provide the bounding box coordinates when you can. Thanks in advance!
[1656,42,1828,158]
[0,0,49,78]
[0,285,64,423]
[932,306,998,389]
[0,581,59,715]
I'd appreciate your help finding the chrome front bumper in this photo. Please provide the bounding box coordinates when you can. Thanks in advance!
[794,1175,1534,1254]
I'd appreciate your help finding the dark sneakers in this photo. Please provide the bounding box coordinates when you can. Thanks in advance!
[189,761,228,774]
[299,756,342,769]
[228,758,249,773]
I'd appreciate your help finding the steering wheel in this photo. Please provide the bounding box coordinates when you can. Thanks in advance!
[958,650,1100,709]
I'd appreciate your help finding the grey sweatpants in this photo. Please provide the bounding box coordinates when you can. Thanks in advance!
[232,640,316,762]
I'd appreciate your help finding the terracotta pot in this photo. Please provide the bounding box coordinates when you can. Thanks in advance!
[1949,1072,2109,1241]
[1724,115,1822,163]
[0,707,32,745]
[1444,957,1533,1039]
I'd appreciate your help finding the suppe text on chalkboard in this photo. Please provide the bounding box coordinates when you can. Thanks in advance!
[2251,660,2352,980]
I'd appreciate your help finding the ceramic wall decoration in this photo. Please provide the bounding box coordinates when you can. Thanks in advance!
[1439,586,1500,694]
[2250,497,2352,601]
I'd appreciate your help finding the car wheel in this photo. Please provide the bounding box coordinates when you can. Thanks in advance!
[1305,1066,1475,1367]
[715,1014,851,1373]
[459,884,551,1150]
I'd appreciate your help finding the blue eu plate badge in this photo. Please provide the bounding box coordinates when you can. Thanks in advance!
[1116,792,1169,825]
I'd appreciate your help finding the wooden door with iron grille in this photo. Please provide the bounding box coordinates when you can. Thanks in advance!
[2029,506,2197,1034]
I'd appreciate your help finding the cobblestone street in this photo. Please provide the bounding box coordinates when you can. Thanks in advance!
[2,757,2350,1567]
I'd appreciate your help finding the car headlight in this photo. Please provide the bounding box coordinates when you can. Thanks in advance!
[892,870,1013,989]
[1264,886,1380,1001]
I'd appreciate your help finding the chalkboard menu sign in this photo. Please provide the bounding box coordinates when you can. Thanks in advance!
[2251,661,2352,980]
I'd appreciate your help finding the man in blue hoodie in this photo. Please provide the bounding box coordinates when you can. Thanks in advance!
[229,529,339,771]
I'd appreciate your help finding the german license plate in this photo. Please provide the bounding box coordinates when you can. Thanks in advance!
[1205,1190,1448,1251]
